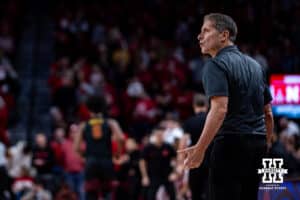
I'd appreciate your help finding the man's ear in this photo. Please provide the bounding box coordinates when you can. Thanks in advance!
[220,30,230,43]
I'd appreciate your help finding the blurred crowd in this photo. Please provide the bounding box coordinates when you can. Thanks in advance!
[0,0,21,146]
[0,0,300,199]
[49,0,300,133]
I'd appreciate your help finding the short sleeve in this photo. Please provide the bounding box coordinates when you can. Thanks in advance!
[182,120,190,134]
[168,145,177,158]
[140,146,149,160]
[202,60,229,98]
[262,67,273,105]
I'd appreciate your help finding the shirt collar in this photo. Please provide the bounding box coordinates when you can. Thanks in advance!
[216,45,238,57]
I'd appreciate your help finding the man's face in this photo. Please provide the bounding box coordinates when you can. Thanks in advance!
[197,19,223,56]
[36,134,47,148]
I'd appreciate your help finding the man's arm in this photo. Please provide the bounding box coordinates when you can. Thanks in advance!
[74,123,85,154]
[264,103,274,149]
[196,96,228,152]
[108,119,125,142]
[139,159,150,186]
[178,61,228,169]
[139,159,148,179]
[108,119,125,157]
[178,96,228,169]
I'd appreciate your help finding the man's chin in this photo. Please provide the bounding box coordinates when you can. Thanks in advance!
[200,48,207,54]
[200,49,211,57]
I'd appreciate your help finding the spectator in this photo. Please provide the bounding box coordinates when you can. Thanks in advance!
[0,21,15,55]
[0,141,12,199]
[50,127,66,173]
[32,133,54,175]
[21,179,52,200]
[0,96,9,146]
[52,71,77,124]
[279,117,300,137]
[132,90,158,141]
[12,167,34,200]
[7,141,32,178]
[32,133,55,192]
[61,124,85,200]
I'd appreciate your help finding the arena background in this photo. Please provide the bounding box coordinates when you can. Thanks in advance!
[0,0,299,199]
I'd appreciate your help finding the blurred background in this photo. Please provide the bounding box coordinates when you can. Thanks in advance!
[0,0,299,199]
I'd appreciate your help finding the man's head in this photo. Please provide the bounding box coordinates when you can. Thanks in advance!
[86,95,107,115]
[35,133,47,148]
[151,126,166,145]
[68,123,79,140]
[193,93,208,114]
[54,127,65,141]
[197,13,238,57]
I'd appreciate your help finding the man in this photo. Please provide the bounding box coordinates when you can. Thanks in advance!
[32,133,55,191]
[74,96,125,200]
[178,13,274,200]
[139,126,177,200]
[0,141,12,199]
[182,93,209,200]
[62,124,85,200]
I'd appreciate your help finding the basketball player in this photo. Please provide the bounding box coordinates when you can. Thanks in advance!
[74,96,125,200]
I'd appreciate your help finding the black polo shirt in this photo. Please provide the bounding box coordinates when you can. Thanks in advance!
[182,112,206,145]
[202,45,272,135]
[141,143,176,179]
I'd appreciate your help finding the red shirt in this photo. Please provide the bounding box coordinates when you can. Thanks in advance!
[61,138,85,173]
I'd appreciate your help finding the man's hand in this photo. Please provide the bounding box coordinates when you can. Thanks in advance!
[34,159,45,166]
[168,172,177,182]
[177,145,205,169]
[142,176,150,186]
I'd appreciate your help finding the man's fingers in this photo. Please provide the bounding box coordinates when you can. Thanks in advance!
[183,155,194,169]
[178,148,192,159]
[184,159,199,170]
[177,148,190,154]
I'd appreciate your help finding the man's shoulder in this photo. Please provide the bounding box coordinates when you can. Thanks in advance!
[144,143,154,150]
[162,143,176,153]
[203,58,223,73]
[185,113,206,124]
[243,53,261,66]
[215,49,262,72]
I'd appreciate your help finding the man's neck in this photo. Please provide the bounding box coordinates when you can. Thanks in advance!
[194,107,207,114]
[211,41,234,57]
[154,141,163,147]
[92,113,103,118]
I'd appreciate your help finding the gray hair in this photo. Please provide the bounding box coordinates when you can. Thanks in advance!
[204,13,238,42]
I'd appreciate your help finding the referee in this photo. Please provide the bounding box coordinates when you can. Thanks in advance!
[178,13,274,200]
[182,94,209,200]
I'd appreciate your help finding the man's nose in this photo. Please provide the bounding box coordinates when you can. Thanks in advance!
[197,33,202,41]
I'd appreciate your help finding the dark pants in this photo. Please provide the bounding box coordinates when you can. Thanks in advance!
[84,158,115,200]
[209,134,266,200]
[0,166,13,199]
[65,171,84,200]
[115,177,141,200]
[145,178,176,200]
[189,167,209,200]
